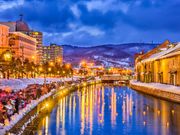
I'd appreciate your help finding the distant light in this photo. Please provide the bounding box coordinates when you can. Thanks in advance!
[143,111,146,115]
[166,122,169,127]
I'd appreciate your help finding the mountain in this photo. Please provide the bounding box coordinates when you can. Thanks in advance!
[62,43,157,67]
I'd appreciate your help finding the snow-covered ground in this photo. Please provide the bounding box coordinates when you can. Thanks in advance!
[0,77,79,92]
[130,80,180,94]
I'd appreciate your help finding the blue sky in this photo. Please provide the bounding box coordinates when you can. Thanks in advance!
[0,0,180,46]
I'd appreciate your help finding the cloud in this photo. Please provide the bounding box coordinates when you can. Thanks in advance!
[70,4,81,18]
[0,0,180,46]
[0,0,24,10]
[85,0,129,14]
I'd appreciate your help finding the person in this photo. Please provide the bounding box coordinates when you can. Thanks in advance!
[15,98,20,114]
[0,102,6,127]
[5,101,15,120]
[36,87,41,99]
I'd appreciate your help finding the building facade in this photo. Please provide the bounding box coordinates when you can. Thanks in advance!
[0,16,43,63]
[28,31,43,64]
[135,41,180,86]
[42,44,63,64]
[9,32,37,63]
[0,24,9,54]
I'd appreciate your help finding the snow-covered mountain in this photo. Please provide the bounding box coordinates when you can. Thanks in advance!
[62,43,157,67]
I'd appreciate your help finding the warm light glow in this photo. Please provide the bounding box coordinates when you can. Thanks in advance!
[32,55,35,59]
[48,67,51,71]
[49,61,54,66]
[45,103,49,108]
[3,51,12,61]
[66,63,71,69]
[90,62,94,66]
[57,58,61,63]
[39,67,43,72]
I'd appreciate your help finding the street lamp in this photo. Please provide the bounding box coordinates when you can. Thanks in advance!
[49,61,54,67]
[3,50,12,62]
[48,67,51,72]
[65,63,71,69]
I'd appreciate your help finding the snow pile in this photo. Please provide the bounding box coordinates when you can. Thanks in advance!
[0,77,78,92]
[131,80,180,94]
[0,89,56,135]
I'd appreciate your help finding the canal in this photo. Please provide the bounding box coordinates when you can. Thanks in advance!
[34,84,180,135]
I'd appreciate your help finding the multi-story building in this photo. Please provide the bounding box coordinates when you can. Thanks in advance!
[28,31,43,64]
[0,24,9,54]
[0,15,43,63]
[9,32,37,63]
[42,44,63,65]
[135,40,180,86]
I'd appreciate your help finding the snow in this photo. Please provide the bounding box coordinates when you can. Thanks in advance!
[141,43,180,63]
[94,55,130,67]
[130,80,180,94]
[0,77,78,92]
[160,50,180,59]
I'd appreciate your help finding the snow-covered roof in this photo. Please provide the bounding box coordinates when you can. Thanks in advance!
[160,50,180,59]
[141,43,180,63]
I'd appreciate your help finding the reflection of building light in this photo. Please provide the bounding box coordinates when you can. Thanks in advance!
[111,87,117,126]
[143,121,146,126]
[45,116,49,135]
[81,91,85,135]
[72,96,76,126]
[143,111,146,115]
[69,96,72,125]
[56,104,60,134]
[89,86,93,134]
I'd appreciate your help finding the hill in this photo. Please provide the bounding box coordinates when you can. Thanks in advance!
[62,43,157,67]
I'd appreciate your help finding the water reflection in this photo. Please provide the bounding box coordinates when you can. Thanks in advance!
[35,84,180,135]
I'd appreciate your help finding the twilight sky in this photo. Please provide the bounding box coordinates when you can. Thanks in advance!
[0,0,180,46]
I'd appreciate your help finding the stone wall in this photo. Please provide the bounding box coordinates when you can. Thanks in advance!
[130,82,180,103]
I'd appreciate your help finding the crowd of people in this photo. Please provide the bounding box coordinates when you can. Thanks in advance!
[0,82,60,127]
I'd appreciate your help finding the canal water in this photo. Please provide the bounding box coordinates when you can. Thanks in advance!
[35,84,180,135]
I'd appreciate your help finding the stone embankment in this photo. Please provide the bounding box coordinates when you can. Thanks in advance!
[130,80,180,103]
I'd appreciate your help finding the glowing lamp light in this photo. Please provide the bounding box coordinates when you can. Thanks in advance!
[143,111,146,115]
[48,67,51,71]
[3,51,12,62]
[45,103,49,108]
[39,67,43,72]
[166,122,169,127]
[49,62,54,66]
[32,55,35,60]
[66,63,71,68]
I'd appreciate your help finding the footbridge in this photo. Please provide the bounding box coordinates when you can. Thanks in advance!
[101,74,131,83]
